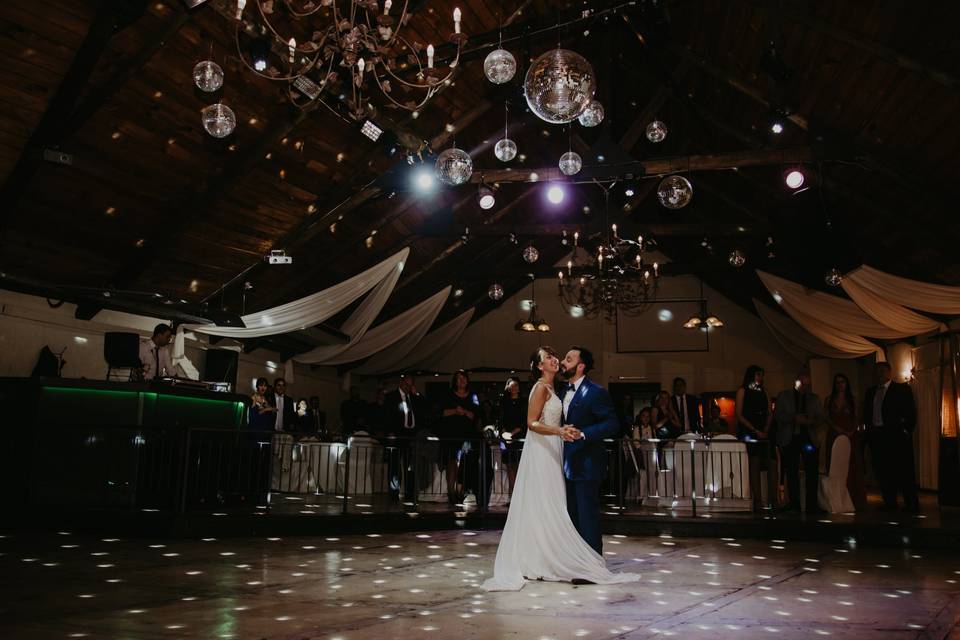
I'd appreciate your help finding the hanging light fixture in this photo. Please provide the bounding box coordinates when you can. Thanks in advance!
[515,274,550,332]
[494,102,517,162]
[435,145,473,186]
[657,175,693,209]
[477,182,496,210]
[524,48,596,124]
[645,120,668,143]
[193,60,224,92]
[684,285,723,330]
[483,26,516,84]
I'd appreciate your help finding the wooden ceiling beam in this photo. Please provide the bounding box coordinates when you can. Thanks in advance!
[413,222,766,237]
[0,0,155,232]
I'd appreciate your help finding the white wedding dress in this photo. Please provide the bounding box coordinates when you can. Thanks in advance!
[482,382,641,591]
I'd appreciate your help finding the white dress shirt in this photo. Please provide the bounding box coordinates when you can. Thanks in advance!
[138,339,175,380]
[399,388,416,429]
[274,393,285,431]
[562,376,585,417]
[675,394,691,432]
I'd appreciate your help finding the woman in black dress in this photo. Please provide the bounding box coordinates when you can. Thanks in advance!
[440,370,480,504]
[735,365,775,510]
[499,376,525,496]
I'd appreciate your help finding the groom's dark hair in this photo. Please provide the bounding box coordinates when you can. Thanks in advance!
[571,345,594,374]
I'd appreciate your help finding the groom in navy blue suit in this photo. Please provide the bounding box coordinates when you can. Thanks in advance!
[560,346,620,555]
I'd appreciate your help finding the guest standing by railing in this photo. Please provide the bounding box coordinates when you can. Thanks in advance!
[825,373,867,511]
[736,365,775,511]
[500,377,526,497]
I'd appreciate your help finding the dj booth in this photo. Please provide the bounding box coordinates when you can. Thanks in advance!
[2,377,250,511]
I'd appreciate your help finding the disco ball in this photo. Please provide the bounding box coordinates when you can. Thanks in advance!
[193,60,224,93]
[488,283,504,301]
[646,120,668,143]
[577,100,604,127]
[825,268,843,287]
[523,48,596,124]
[558,151,582,176]
[201,103,236,138]
[483,48,517,84]
[494,138,517,162]
[435,147,473,186]
[728,249,746,268]
[657,175,693,209]
[522,245,539,264]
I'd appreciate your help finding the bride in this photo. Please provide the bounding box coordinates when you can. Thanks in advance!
[482,346,640,591]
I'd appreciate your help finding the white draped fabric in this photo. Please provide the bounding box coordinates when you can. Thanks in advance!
[845,265,960,315]
[186,248,409,338]
[295,287,451,365]
[753,298,859,360]
[756,271,911,339]
[912,368,941,490]
[354,307,475,375]
[841,276,944,335]
[779,300,885,359]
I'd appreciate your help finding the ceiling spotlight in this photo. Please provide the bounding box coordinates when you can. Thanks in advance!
[249,37,271,72]
[784,167,805,189]
[477,184,495,210]
[412,165,436,193]
[547,184,565,204]
[769,107,787,135]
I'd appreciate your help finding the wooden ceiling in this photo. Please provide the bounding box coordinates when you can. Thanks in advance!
[2,0,959,359]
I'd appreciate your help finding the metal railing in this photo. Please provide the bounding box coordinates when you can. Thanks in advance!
[10,425,768,516]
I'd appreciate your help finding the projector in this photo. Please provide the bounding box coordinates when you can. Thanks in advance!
[266,250,292,265]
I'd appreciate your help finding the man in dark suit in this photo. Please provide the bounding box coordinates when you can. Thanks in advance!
[671,377,702,434]
[560,346,620,557]
[383,374,425,501]
[268,377,297,433]
[864,362,918,512]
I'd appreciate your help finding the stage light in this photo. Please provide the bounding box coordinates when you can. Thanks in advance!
[412,166,436,193]
[547,184,565,204]
[360,119,383,142]
[770,121,783,134]
[477,184,495,209]
[784,168,805,189]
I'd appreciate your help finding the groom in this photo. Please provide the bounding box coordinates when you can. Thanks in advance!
[560,346,620,556]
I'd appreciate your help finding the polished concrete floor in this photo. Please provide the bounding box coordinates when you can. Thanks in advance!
[3,528,959,639]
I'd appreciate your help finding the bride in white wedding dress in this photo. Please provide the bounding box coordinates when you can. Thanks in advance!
[482,346,640,591]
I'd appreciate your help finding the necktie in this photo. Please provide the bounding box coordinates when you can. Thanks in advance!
[404,392,414,428]
[565,383,575,394]
[154,348,160,378]
[677,397,685,428]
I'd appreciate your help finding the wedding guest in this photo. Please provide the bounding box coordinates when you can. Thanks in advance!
[499,377,526,497]
[383,374,423,500]
[248,377,276,431]
[735,365,775,511]
[671,377,702,434]
[268,378,296,433]
[439,371,484,506]
[633,407,654,441]
[774,369,827,514]
[339,387,366,436]
[618,394,636,436]
[138,323,177,380]
[824,373,867,511]
[704,402,729,435]
[652,390,681,439]
[864,362,918,512]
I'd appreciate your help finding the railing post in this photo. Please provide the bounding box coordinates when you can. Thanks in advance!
[479,439,487,515]
[177,427,192,516]
[341,440,351,515]
[690,439,697,518]
[412,436,419,512]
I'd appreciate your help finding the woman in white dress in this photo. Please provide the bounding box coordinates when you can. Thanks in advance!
[482,346,640,591]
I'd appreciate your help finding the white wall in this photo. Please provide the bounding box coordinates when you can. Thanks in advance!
[0,290,346,419]
[432,275,805,396]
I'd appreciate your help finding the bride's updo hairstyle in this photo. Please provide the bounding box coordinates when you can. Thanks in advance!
[529,345,560,379]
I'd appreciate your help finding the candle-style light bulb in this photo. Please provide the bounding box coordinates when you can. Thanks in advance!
[573,231,579,246]
[637,234,643,246]
[567,260,573,275]
[357,57,365,77]
[427,44,435,68]
[635,254,641,265]
[653,262,659,276]
[611,223,618,237]
[235,0,246,20]
[383,0,392,13]
[453,7,462,34]
[558,271,563,281]
[288,37,297,64]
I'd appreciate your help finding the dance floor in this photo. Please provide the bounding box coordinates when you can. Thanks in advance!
[3,528,959,639]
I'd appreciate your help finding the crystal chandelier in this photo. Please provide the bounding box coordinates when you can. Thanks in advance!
[557,184,660,320]
[230,1,465,118]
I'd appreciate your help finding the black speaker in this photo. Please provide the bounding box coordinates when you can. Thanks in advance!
[205,349,238,388]
[104,332,142,367]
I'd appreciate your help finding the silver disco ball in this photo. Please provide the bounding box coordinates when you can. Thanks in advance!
[193,60,224,93]
[201,103,236,138]
[825,268,843,287]
[728,249,747,268]
[646,119,668,143]
[657,175,693,209]
[435,147,473,186]
[488,283,504,301]
[577,100,604,127]
[523,48,596,124]
[522,245,539,264]
[484,48,517,84]
[494,138,517,162]
[558,151,582,176]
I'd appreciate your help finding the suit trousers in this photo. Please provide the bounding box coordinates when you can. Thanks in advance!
[868,428,918,508]
[566,478,603,554]
[782,434,819,511]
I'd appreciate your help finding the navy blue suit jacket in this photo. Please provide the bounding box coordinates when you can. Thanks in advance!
[562,377,620,482]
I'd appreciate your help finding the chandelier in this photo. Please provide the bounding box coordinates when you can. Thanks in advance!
[683,281,723,330]
[557,184,660,320]
[515,274,550,333]
[229,1,464,118]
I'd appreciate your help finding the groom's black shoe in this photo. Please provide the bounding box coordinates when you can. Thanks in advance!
[571,578,596,585]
